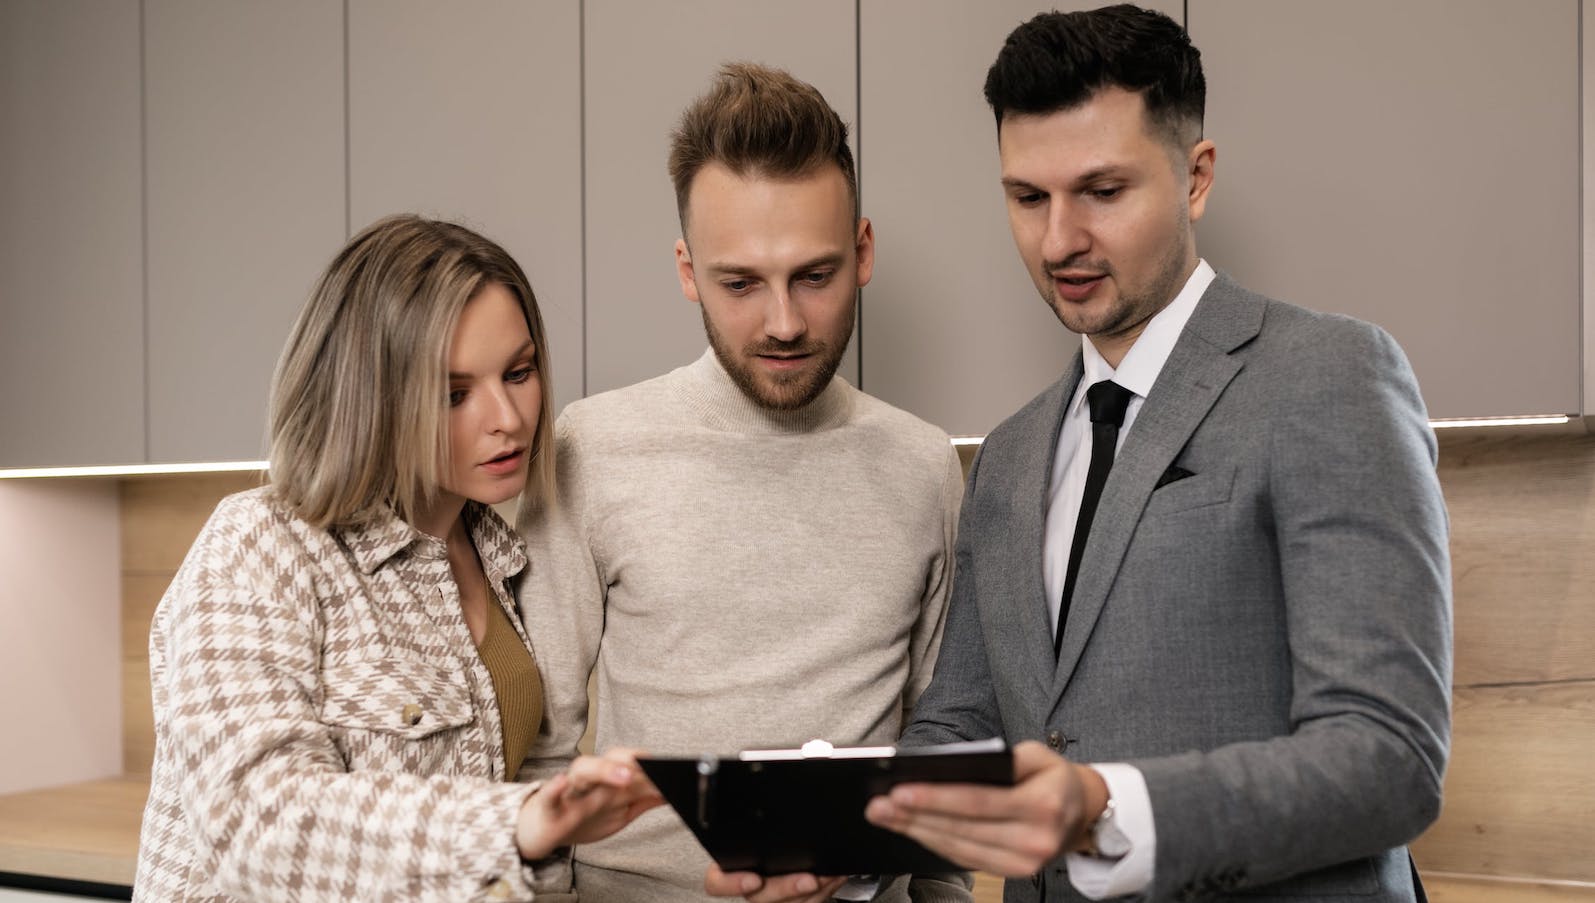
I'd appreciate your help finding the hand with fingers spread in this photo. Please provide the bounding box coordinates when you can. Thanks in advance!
[515,748,664,861]
[703,863,849,902]
[863,741,1108,877]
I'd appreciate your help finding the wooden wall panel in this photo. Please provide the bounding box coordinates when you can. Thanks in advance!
[1412,681,1595,882]
[120,472,262,775]
[1411,429,1595,885]
[1438,431,1595,686]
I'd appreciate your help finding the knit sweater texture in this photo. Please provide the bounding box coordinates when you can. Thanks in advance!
[517,350,968,902]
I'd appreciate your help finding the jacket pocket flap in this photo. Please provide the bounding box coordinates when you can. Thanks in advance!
[320,658,475,740]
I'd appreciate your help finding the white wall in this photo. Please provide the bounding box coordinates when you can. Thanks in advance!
[0,481,121,795]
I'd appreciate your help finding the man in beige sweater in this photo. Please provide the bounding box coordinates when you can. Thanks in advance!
[516,63,969,903]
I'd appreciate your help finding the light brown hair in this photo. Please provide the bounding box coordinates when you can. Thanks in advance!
[268,214,555,529]
[668,62,857,233]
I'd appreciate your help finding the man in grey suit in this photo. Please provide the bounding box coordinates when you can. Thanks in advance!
[864,6,1452,902]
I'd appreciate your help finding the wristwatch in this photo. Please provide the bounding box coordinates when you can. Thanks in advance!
[1083,794,1132,860]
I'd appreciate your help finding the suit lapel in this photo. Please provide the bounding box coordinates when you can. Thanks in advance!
[1050,275,1265,699]
[1008,357,1083,706]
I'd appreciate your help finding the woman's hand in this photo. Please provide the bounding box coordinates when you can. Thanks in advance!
[515,748,664,860]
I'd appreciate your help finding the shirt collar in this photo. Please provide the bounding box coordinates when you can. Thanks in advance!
[337,501,527,579]
[1078,259,1216,404]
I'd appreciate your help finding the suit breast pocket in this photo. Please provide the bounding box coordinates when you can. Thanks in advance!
[320,657,478,774]
[1142,465,1236,518]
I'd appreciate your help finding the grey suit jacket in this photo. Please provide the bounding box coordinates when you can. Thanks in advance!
[903,275,1452,903]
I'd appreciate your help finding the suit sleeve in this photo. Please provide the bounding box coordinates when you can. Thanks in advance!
[893,445,979,903]
[900,444,1007,748]
[1133,318,1452,897]
[517,411,607,771]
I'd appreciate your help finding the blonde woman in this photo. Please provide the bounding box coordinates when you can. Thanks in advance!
[134,215,659,902]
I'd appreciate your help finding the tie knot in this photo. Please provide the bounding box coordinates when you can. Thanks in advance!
[1086,380,1134,427]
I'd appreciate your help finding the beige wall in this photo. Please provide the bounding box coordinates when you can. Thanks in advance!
[0,480,121,795]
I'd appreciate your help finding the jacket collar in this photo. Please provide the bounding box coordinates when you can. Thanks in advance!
[337,501,527,580]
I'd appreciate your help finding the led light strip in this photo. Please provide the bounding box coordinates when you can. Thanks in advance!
[0,460,268,480]
[1427,415,1571,429]
[951,414,1575,446]
[0,415,1579,478]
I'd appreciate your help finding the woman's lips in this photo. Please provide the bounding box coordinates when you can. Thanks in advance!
[480,448,525,475]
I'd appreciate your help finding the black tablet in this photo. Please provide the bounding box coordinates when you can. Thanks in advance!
[638,737,1012,876]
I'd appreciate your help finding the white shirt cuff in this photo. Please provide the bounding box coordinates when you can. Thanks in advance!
[1063,763,1156,899]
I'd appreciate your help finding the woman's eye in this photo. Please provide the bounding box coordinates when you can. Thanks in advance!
[448,389,467,407]
[507,366,536,384]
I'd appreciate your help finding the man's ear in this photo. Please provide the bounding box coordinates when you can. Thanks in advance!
[674,237,701,304]
[1187,139,1216,223]
[854,218,875,289]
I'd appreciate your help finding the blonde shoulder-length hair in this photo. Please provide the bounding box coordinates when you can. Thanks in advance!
[268,214,555,530]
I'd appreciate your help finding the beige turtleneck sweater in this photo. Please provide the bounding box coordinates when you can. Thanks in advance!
[516,349,968,903]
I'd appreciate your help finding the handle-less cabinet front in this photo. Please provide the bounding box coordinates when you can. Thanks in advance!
[1190,0,1580,420]
[144,0,346,464]
[581,0,859,400]
[0,1,144,469]
[348,0,585,416]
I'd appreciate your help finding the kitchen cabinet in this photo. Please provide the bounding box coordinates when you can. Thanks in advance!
[143,0,346,463]
[581,0,859,398]
[0,1,144,468]
[348,0,586,415]
[1189,0,1580,419]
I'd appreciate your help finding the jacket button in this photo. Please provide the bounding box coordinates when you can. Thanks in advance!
[401,703,424,726]
[1046,730,1063,750]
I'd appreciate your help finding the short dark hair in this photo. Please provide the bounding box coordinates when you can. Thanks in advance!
[984,4,1205,149]
[668,62,857,232]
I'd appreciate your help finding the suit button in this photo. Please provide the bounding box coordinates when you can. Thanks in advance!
[401,703,423,726]
[1046,730,1063,750]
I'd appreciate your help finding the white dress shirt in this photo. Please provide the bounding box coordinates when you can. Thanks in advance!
[1046,260,1215,899]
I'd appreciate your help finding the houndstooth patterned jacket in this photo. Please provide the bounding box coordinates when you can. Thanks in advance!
[134,487,572,902]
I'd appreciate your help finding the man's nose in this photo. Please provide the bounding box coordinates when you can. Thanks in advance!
[763,288,806,343]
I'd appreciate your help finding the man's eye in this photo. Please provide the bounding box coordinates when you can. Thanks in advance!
[1013,192,1045,206]
[723,279,752,293]
[1088,186,1123,200]
[798,271,833,287]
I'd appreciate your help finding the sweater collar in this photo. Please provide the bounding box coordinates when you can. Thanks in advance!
[675,348,854,435]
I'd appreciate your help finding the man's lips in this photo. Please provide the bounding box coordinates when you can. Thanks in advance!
[755,351,813,370]
[1052,271,1107,303]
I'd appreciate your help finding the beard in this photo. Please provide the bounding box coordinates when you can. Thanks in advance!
[701,303,854,411]
[1043,211,1194,341]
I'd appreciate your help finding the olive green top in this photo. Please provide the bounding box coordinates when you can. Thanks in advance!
[476,597,543,780]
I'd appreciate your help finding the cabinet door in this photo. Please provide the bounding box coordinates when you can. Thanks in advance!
[582,0,858,398]
[1190,0,1579,419]
[348,0,584,415]
[859,1,1182,436]
[0,1,143,468]
[144,0,346,463]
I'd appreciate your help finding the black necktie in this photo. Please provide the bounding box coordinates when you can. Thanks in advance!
[1055,380,1135,657]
